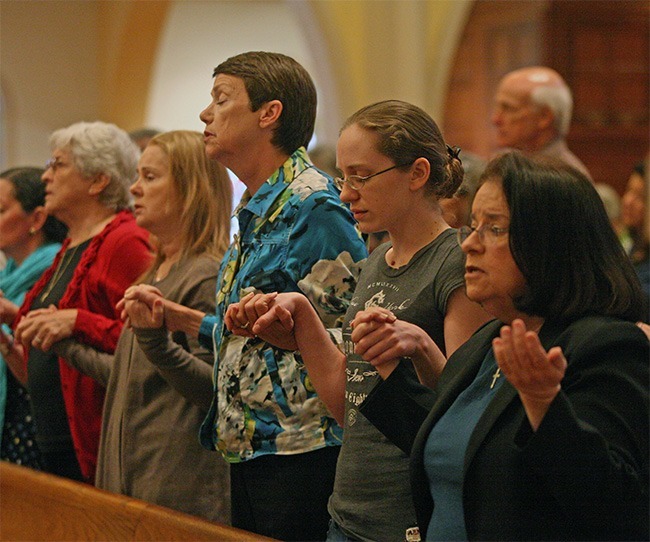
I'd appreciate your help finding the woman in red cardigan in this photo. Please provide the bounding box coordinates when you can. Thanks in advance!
[2,121,151,483]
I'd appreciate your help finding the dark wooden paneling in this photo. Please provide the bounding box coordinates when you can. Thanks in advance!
[443,1,547,158]
[546,0,649,193]
[443,0,649,194]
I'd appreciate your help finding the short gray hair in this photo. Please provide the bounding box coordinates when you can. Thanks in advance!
[530,83,573,137]
[49,121,139,210]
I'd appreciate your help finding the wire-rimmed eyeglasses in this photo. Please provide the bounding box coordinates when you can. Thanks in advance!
[457,224,509,246]
[334,163,412,191]
[45,157,66,172]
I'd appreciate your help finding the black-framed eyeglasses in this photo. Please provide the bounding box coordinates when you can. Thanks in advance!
[333,163,412,191]
[457,224,509,246]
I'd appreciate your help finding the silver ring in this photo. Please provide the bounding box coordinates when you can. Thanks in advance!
[240,321,250,330]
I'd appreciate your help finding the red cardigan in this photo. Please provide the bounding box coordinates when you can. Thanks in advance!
[17,211,152,482]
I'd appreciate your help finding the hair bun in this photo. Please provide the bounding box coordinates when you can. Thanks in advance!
[446,144,461,161]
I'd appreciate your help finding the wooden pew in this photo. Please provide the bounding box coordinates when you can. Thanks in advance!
[0,462,274,541]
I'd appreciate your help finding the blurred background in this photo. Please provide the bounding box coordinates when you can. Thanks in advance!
[1,0,647,195]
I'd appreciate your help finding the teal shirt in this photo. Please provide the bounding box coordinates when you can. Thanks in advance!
[199,147,368,462]
[424,348,505,541]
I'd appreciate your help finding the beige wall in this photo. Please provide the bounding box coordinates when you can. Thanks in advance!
[0,0,467,170]
[310,0,470,120]
[1,0,100,167]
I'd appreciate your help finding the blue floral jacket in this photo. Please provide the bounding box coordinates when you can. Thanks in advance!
[199,147,368,462]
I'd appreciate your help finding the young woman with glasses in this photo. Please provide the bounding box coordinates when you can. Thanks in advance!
[225,100,490,541]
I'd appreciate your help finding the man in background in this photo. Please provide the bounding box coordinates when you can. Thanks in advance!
[492,66,591,179]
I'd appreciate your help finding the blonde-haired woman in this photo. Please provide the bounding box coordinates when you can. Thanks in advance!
[54,131,232,522]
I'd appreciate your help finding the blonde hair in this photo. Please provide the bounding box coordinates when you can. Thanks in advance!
[145,131,232,275]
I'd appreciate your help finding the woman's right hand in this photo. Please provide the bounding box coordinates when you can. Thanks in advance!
[351,307,447,386]
[225,292,299,351]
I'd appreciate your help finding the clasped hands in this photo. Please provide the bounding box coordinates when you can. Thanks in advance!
[13,287,170,352]
[9,283,168,353]
[225,293,567,416]
[224,292,423,378]
[117,284,165,329]
[14,306,77,352]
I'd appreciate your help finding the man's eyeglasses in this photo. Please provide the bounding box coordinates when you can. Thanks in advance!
[334,163,412,191]
[457,224,509,246]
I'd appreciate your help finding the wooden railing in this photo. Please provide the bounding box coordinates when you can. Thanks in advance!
[0,462,274,541]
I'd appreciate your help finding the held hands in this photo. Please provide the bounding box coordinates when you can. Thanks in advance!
[350,307,406,379]
[118,285,164,327]
[224,292,299,351]
[119,285,164,329]
[0,327,19,359]
[492,319,567,431]
[121,285,204,337]
[14,306,77,352]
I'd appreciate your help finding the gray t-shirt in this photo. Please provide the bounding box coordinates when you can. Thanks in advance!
[328,229,465,542]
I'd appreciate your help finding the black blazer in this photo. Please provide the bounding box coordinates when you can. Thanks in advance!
[361,316,649,541]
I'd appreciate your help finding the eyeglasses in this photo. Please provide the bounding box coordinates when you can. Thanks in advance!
[457,224,509,246]
[45,157,66,172]
[334,163,412,191]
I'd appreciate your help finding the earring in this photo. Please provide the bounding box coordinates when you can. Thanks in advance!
[29,227,36,235]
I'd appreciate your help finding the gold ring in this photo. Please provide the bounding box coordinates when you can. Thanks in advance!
[240,321,250,329]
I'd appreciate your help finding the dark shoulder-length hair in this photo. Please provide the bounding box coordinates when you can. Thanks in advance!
[482,151,644,322]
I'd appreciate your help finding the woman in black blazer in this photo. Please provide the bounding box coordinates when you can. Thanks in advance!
[358,152,648,541]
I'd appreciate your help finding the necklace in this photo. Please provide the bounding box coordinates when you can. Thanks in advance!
[39,244,81,302]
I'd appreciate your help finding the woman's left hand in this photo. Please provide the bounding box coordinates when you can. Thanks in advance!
[14,306,77,352]
[351,308,407,378]
[493,318,567,431]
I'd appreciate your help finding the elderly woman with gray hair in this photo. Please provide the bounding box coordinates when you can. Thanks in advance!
[2,121,151,483]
